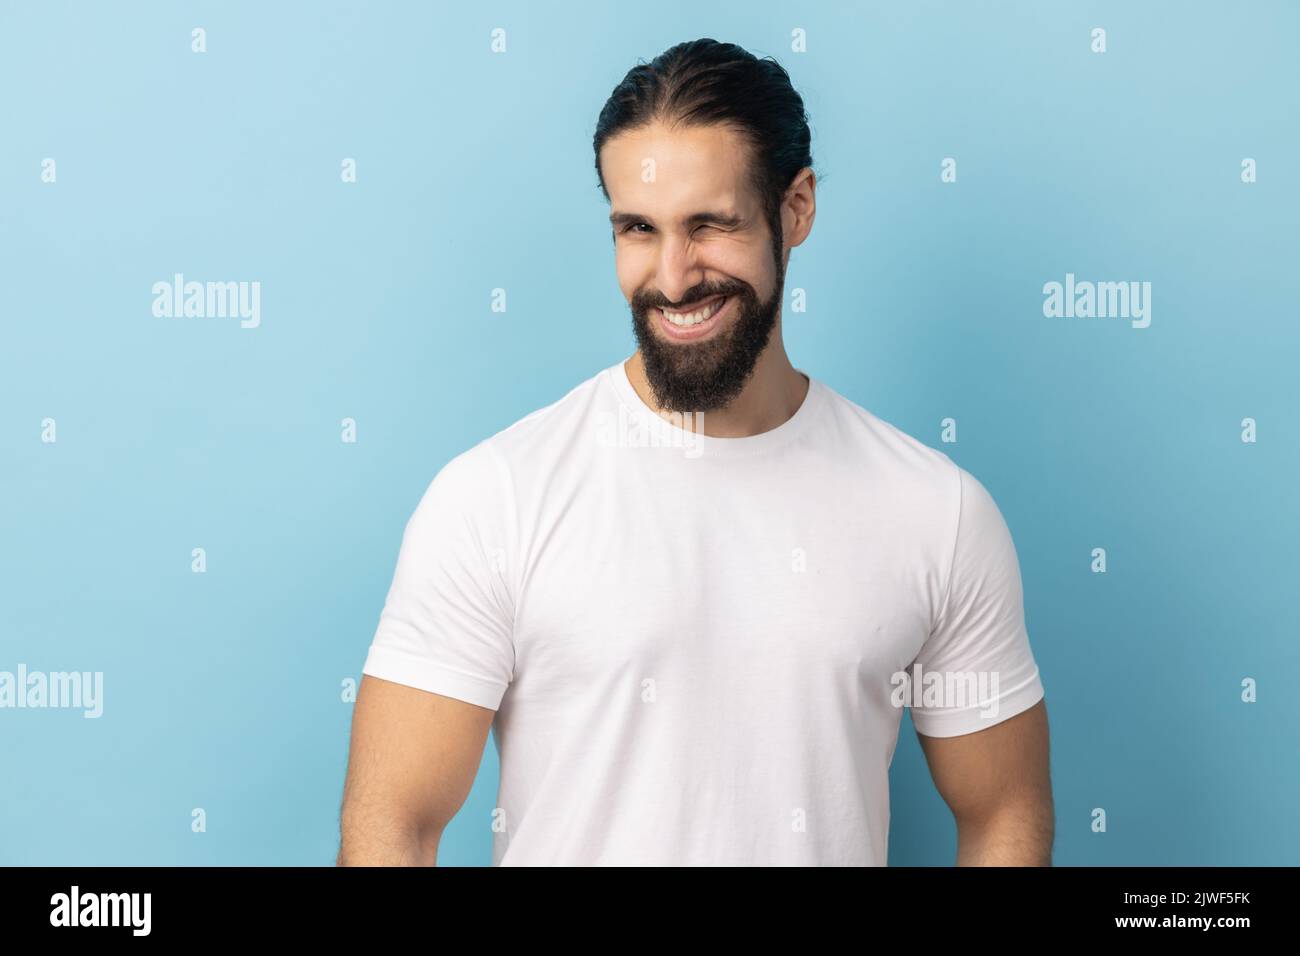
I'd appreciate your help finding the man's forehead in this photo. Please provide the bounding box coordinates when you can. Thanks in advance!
[603,125,759,232]
[606,160,750,225]
[604,124,750,193]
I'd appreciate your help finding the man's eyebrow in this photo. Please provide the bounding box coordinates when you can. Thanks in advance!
[609,211,744,229]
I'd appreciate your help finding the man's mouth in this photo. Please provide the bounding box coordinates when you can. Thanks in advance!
[656,294,731,339]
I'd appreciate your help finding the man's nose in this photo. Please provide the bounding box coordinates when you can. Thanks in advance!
[655,232,706,305]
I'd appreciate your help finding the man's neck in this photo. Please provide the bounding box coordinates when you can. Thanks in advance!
[624,340,809,439]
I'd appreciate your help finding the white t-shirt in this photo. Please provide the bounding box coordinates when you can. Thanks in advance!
[362,360,1045,865]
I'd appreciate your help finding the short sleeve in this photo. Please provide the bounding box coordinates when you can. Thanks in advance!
[907,465,1044,738]
[361,440,516,711]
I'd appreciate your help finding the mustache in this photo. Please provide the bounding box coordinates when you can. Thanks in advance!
[638,287,748,310]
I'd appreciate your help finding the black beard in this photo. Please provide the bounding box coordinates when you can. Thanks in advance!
[630,266,783,414]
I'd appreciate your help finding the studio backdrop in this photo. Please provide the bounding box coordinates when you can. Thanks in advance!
[1,0,1296,865]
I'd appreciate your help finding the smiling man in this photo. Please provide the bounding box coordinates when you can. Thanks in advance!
[338,38,1052,867]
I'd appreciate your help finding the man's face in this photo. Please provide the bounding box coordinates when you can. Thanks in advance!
[602,121,785,413]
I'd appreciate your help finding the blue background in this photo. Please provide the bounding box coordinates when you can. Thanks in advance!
[1,0,1296,865]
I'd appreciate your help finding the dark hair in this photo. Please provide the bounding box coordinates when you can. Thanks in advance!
[593,38,816,257]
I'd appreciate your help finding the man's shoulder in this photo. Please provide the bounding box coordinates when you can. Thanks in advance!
[814,381,1019,553]
[489,365,610,449]
[814,376,960,487]
[812,379,1010,559]
[433,364,611,489]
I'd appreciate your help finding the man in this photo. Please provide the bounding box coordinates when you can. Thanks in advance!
[338,38,1052,866]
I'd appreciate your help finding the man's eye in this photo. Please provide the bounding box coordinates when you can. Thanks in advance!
[623,222,650,234]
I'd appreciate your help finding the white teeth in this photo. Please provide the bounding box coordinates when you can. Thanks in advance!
[662,297,726,326]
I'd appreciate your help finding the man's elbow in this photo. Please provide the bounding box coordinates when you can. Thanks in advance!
[954,795,1055,866]
[337,809,444,866]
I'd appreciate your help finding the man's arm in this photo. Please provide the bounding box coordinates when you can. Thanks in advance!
[337,674,495,866]
[915,698,1053,865]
